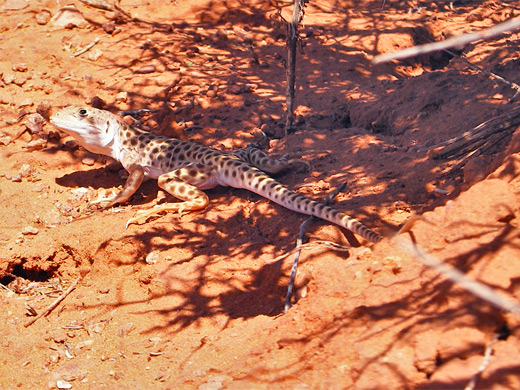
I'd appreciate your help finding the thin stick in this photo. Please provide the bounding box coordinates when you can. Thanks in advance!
[284,0,308,134]
[71,37,100,58]
[372,18,520,64]
[272,240,351,263]
[417,105,520,157]
[284,182,348,313]
[444,48,520,94]
[464,334,499,390]
[24,277,82,328]
[0,282,14,293]
[397,237,520,315]
[78,0,131,18]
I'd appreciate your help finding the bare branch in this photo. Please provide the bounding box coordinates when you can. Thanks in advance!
[284,0,308,134]
[24,277,82,327]
[397,237,520,315]
[373,18,520,64]
[285,182,348,313]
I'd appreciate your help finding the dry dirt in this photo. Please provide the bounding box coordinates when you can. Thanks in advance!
[1,0,520,389]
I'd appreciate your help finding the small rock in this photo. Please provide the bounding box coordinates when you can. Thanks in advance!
[2,73,15,84]
[98,286,110,294]
[102,21,116,34]
[55,202,74,216]
[0,134,13,146]
[56,380,72,389]
[10,175,22,183]
[19,163,34,178]
[51,5,89,28]
[53,333,67,343]
[135,64,156,74]
[115,91,128,103]
[145,251,160,265]
[87,48,103,61]
[3,0,29,11]
[13,75,30,87]
[24,139,47,150]
[12,63,28,72]
[35,9,52,25]
[229,84,243,94]
[37,102,52,117]
[25,113,45,134]
[21,226,39,235]
[32,183,46,193]
[81,157,95,166]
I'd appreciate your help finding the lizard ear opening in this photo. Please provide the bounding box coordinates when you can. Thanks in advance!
[106,120,110,133]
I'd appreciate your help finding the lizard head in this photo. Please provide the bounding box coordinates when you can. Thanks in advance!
[50,105,123,156]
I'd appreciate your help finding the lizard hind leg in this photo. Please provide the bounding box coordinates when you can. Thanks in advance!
[125,166,212,228]
[233,145,310,174]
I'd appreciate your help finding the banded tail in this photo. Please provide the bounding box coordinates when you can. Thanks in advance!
[227,165,382,243]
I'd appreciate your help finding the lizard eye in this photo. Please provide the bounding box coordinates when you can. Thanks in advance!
[79,109,87,117]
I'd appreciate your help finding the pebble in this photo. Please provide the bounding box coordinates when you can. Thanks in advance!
[12,63,28,72]
[35,9,52,25]
[135,64,156,74]
[21,226,39,235]
[56,380,72,389]
[98,286,110,294]
[115,91,128,102]
[19,163,34,178]
[25,139,47,149]
[81,157,95,166]
[4,0,29,10]
[26,113,46,133]
[2,73,15,84]
[145,250,160,265]
[53,332,67,343]
[32,183,46,192]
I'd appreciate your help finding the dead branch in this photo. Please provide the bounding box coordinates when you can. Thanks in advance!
[284,182,347,313]
[284,0,308,135]
[397,237,520,315]
[71,37,100,58]
[443,48,520,97]
[421,105,520,173]
[78,0,132,19]
[372,18,520,64]
[24,277,82,328]
[273,240,351,263]
[464,333,499,390]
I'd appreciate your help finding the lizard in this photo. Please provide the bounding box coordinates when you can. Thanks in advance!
[50,105,383,243]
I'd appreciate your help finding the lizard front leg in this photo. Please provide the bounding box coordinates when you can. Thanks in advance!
[125,164,214,227]
[89,163,145,209]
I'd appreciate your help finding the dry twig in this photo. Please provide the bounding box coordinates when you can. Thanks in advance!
[464,333,499,390]
[24,277,82,327]
[417,105,520,175]
[372,18,520,64]
[71,37,100,58]
[397,237,520,315]
[273,240,351,263]
[284,0,308,134]
[284,182,348,313]
[78,0,131,18]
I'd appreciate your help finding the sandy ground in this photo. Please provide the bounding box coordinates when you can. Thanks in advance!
[1,0,520,389]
